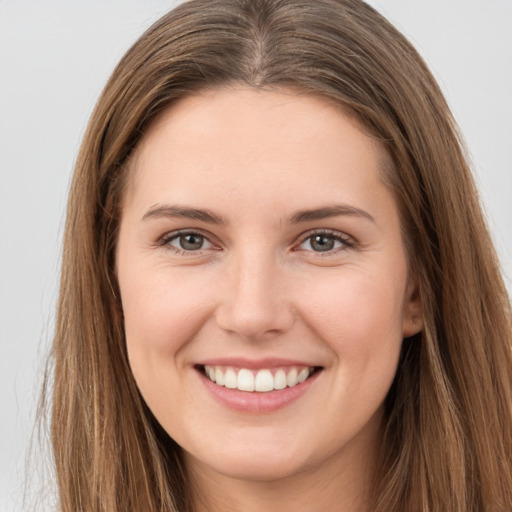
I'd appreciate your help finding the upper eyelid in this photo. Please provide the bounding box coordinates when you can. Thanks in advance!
[158,229,219,248]
[295,228,354,245]
[160,228,213,239]
[292,230,356,257]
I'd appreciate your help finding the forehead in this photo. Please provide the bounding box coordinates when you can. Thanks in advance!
[124,87,391,209]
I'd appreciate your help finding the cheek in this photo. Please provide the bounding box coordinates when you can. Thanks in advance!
[119,266,220,423]
[296,267,406,364]
[122,266,210,341]
[302,270,406,428]
[119,265,217,385]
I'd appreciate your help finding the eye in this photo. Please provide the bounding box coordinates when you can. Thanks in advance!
[160,231,216,253]
[297,231,352,253]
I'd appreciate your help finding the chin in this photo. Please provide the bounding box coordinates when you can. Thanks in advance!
[184,439,316,483]
[212,458,308,482]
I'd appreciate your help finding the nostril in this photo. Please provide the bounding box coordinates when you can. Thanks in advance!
[214,302,295,340]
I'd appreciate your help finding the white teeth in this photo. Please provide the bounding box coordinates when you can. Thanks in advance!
[203,365,315,392]
[274,369,287,390]
[297,368,309,383]
[215,367,225,386]
[224,368,237,389]
[286,367,298,387]
[237,369,255,391]
[255,369,274,392]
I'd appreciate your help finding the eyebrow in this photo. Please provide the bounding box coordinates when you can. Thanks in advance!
[288,204,375,224]
[142,205,226,224]
[142,203,375,226]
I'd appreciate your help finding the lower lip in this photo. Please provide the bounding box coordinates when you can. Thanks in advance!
[198,368,321,413]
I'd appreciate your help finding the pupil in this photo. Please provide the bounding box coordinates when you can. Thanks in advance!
[311,235,334,252]
[180,234,203,250]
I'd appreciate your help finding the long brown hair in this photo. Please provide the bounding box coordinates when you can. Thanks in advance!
[47,0,512,510]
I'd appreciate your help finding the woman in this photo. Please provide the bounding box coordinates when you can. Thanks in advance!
[47,0,512,510]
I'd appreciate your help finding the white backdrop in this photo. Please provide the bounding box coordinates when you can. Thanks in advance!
[1,1,511,511]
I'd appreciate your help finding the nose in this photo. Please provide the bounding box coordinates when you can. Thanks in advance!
[215,251,295,341]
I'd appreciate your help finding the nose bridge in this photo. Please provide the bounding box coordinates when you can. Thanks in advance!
[216,245,294,340]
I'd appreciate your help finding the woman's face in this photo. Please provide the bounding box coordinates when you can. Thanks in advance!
[117,87,421,483]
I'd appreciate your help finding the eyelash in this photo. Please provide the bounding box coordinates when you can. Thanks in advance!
[157,229,355,256]
[157,230,217,256]
[295,229,355,255]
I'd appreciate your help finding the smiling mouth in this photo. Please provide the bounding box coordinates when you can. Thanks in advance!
[198,365,322,393]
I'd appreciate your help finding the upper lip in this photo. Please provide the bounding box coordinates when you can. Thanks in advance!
[195,357,321,369]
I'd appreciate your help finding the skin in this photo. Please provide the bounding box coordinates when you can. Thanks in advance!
[116,87,422,512]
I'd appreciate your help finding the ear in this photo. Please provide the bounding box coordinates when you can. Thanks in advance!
[402,276,423,338]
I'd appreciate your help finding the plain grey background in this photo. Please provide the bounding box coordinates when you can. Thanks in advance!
[1,1,511,511]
